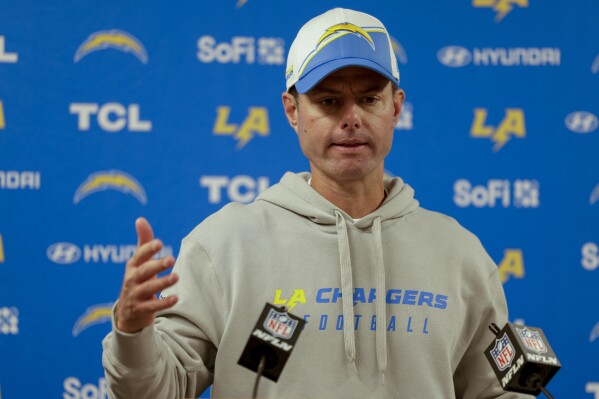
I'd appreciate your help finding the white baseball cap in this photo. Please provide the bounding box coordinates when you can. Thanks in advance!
[285,8,400,94]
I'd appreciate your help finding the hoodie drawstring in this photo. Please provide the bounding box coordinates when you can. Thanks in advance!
[372,216,387,384]
[334,211,387,384]
[334,210,357,372]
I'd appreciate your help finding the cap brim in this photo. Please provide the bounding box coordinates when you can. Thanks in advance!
[294,58,398,94]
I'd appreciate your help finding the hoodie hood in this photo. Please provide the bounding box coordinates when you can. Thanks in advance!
[256,171,419,383]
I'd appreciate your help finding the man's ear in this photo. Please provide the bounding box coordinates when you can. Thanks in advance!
[282,92,299,132]
[393,88,405,126]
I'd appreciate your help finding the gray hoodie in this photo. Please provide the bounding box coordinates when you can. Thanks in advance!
[102,172,532,398]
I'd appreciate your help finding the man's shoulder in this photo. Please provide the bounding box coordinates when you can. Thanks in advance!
[183,201,276,243]
[407,207,488,253]
[410,207,473,234]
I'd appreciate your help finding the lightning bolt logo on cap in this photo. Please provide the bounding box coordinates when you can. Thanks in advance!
[297,23,384,81]
[73,170,147,204]
[318,23,376,50]
[74,30,148,63]
[285,8,399,94]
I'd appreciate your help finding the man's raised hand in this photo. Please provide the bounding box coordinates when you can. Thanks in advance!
[115,217,179,333]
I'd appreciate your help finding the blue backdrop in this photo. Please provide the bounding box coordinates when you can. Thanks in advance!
[1,1,598,398]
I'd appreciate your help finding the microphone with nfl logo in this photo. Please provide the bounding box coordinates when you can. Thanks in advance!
[486,322,561,398]
[238,303,305,398]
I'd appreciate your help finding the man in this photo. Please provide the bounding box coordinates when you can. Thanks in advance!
[103,8,532,398]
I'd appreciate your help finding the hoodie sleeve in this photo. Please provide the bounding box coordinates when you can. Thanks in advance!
[102,235,227,399]
[453,268,534,399]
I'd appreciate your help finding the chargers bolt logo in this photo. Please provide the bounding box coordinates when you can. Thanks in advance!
[390,36,408,64]
[47,242,81,265]
[74,30,148,63]
[490,333,515,371]
[297,23,383,78]
[72,303,114,336]
[74,170,147,204]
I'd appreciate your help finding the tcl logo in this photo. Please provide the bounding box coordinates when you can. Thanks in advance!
[200,175,270,204]
[70,103,152,132]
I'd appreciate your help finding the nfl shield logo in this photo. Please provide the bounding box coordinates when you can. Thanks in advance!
[490,333,515,371]
[517,327,547,354]
[263,309,298,339]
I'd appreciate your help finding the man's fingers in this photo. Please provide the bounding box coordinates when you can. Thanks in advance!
[137,295,179,314]
[133,273,179,300]
[134,256,175,283]
[128,239,163,268]
[136,217,154,247]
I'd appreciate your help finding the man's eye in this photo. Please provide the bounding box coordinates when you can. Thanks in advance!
[361,96,377,104]
[320,98,337,106]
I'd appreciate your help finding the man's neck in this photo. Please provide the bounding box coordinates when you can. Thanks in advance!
[309,171,387,219]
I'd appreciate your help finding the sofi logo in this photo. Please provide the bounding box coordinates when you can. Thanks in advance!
[454,179,540,208]
[70,103,152,132]
[197,36,284,65]
[471,108,526,152]
[213,106,269,149]
[200,175,270,204]
[63,377,107,399]
[582,242,598,271]
[472,0,528,22]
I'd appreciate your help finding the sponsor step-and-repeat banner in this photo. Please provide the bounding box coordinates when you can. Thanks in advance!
[1,1,598,398]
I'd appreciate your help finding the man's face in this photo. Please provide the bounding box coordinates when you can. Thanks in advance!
[282,67,404,184]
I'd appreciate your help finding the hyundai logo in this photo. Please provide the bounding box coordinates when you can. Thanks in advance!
[47,242,81,264]
[437,46,472,67]
[565,111,598,134]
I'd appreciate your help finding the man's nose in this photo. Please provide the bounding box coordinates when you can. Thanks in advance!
[341,100,361,130]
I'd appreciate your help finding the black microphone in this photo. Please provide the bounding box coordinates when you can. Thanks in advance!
[485,322,561,397]
[238,303,305,396]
